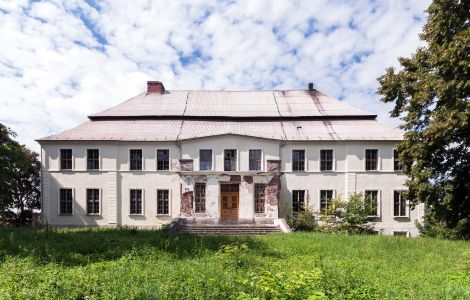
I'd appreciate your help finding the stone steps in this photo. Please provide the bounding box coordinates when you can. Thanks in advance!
[177,224,282,235]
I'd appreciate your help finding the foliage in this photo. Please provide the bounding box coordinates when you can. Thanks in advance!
[0,228,469,299]
[377,0,470,239]
[0,123,41,226]
[286,208,318,231]
[237,269,326,300]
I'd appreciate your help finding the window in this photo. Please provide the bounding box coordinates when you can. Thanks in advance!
[249,149,262,171]
[320,190,334,213]
[130,189,143,215]
[87,149,99,170]
[157,149,170,171]
[157,189,169,215]
[365,149,378,171]
[194,183,206,213]
[320,149,333,171]
[224,149,237,171]
[86,189,100,215]
[60,149,72,170]
[393,191,407,217]
[59,188,73,214]
[364,190,379,216]
[292,190,305,212]
[199,149,212,171]
[393,231,409,237]
[292,150,305,171]
[394,149,403,171]
[254,183,266,213]
[130,149,142,171]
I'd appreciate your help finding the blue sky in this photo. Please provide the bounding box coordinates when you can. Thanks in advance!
[0,0,431,150]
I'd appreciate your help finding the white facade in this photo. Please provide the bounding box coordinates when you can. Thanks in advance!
[38,82,423,236]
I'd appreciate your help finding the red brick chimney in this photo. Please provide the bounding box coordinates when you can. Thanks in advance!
[147,81,165,94]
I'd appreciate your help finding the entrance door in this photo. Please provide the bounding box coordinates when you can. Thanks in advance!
[220,184,239,222]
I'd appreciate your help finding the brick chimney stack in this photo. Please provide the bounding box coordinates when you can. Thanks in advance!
[147,81,165,94]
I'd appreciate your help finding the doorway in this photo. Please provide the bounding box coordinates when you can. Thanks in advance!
[220,184,239,222]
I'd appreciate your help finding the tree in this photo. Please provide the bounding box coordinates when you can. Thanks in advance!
[0,123,41,225]
[377,0,470,238]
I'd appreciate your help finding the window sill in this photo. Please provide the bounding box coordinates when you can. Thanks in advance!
[129,214,145,217]
[86,213,101,216]
[58,213,73,216]
[156,214,170,217]
[86,169,101,172]
[393,215,410,219]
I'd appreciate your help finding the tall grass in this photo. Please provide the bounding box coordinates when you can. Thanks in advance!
[0,227,469,299]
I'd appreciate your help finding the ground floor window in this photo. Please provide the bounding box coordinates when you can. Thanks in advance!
[130,189,143,215]
[320,190,334,213]
[393,191,407,217]
[86,188,100,215]
[364,190,379,217]
[157,189,169,215]
[393,231,409,237]
[194,183,206,213]
[292,190,305,212]
[254,183,266,213]
[59,188,73,214]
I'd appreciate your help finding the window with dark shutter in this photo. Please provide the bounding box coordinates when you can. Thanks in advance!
[292,150,305,171]
[224,149,237,171]
[393,191,407,217]
[157,189,169,215]
[249,149,262,171]
[199,150,212,171]
[194,183,206,213]
[60,149,72,170]
[394,149,403,171]
[364,190,379,216]
[320,190,334,213]
[292,190,305,212]
[157,149,170,170]
[365,149,378,171]
[86,189,100,214]
[320,149,333,171]
[87,149,99,170]
[59,188,73,214]
[254,183,266,213]
[130,149,142,171]
[130,189,143,215]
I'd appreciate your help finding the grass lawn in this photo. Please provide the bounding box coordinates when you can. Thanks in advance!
[0,228,469,299]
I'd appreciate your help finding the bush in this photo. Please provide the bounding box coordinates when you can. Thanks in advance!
[286,208,318,231]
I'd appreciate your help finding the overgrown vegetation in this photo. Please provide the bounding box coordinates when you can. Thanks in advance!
[286,193,374,235]
[0,227,469,299]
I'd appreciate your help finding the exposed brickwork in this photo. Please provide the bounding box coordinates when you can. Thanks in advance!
[230,175,241,182]
[147,81,165,94]
[179,159,193,172]
[267,160,281,172]
[265,175,280,206]
[180,190,193,216]
[243,175,253,184]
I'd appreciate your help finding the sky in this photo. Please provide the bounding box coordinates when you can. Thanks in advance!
[0,0,431,151]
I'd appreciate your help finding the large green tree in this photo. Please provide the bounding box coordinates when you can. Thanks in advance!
[377,0,470,238]
[0,123,41,225]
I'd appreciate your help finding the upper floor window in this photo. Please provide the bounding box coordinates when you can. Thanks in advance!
[130,149,142,171]
[292,190,305,212]
[87,149,99,170]
[224,149,237,171]
[292,150,305,171]
[130,189,143,215]
[60,149,72,170]
[320,190,334,213]
[86,188,100,215]
[59,188,73,214]
[199,149,212,171]
[157,189,169,215]
[254,183,266,213]
[394,149,403,171]
[364,190,379,217]
[365,149,378,171]
[393,191,407,217]
[249,149,262,171]
[320,149,333,171]
[194,183,206,213]
[157,149,170,171]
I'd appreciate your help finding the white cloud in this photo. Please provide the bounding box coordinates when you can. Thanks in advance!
[0,0,431,151]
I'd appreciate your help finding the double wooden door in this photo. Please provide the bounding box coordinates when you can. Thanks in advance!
[220,184,239,221]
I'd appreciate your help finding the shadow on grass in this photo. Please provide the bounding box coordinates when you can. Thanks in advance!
[0,226,281,266]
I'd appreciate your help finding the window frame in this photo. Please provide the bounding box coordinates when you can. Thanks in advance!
[59,148,73,170]
[249,149,263,171]
[364,148,380,171]
[363,189,380,217]
[392,190,409,218]
[129,188,144,216]
[58,188,74,215]
[319,149,334,171]
[223,149,238,171]
[129,149,143,171]
[86,148,100,171]
[199,149,213,171]
[319,189,335,214]
[86,188,101,215]
[292,149,306,172]
[254,183,266,214]
[194,183,206,214]
[156,189,170,216]
[292,189,306,213]
[393,149,403,172]
[156,148,170,171]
